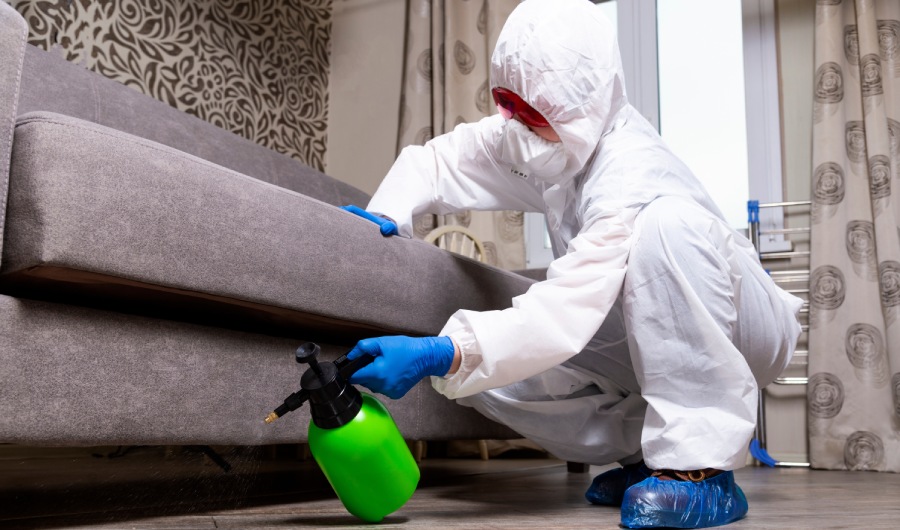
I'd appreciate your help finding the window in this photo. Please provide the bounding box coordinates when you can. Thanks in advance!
[658,0,750,229]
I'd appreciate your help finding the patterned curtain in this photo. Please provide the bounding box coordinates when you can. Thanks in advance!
[808,0,900,472]
[10,0,332,171]
[398,0,524,270]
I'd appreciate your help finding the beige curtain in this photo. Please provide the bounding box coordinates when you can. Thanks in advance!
[398,0,524,269]
[808,0,900,472]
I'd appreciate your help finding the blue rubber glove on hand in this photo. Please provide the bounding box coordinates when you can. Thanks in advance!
[340,205,399,237]
[347,336,455,399]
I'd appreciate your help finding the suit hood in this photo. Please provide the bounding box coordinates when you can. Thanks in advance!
[490,0,627,184]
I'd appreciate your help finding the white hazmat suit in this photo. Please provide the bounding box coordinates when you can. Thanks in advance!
[367,0,803,472]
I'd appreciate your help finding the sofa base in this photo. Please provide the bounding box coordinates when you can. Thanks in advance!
[0,295,517,446]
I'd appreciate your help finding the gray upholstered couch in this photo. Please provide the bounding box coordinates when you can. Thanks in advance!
[0,3,526,447]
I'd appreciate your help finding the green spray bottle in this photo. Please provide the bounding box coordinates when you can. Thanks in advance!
[265,342,420,522]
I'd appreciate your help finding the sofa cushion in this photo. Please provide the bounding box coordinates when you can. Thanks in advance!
[2,112,535,342]
[16,45,368,208]
[0,295,516,445]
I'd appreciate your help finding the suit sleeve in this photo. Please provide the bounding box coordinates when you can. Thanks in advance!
[367,115,544,237]
[432,208,639,399]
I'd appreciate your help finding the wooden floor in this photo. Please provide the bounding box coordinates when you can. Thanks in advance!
[1,445,898,529]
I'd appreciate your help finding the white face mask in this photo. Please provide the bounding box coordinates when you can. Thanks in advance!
[496,119,568,184]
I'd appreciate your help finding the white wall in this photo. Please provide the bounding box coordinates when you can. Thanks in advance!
[326,0,406,196]
[778,0,815,206]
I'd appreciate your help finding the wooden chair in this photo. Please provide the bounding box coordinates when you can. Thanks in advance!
[424,225,487,263]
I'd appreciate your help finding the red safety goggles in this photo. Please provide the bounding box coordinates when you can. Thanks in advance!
[491,87,550,128]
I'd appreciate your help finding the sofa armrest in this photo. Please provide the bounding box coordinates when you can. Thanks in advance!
[0,4,28,266]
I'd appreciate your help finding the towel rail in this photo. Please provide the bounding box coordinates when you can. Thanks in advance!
[748,200,811,468]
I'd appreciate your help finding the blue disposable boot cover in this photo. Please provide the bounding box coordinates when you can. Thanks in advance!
[585,462,652,506]
[620,471,748,529]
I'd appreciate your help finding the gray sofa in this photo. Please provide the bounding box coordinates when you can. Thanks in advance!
[0,3,526,447]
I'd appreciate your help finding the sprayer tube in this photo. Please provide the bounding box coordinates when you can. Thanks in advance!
[265,388,309,424]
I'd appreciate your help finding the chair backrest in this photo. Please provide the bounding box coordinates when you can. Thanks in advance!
[424,225,486,263]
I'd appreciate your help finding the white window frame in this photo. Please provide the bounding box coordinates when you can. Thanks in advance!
[524,212,553,268]
[741,0,791,252]
[525,0,787,268]
[617,0,660,131]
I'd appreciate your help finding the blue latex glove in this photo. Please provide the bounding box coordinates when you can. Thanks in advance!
[347,336,455,399]
[340,205,399,236]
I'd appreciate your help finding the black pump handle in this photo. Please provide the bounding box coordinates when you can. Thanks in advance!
[334,353,375,381]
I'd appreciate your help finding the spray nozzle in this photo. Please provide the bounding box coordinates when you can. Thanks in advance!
[264,342,375,427]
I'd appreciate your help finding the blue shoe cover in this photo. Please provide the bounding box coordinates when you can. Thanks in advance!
[620,471,748,528]
[585,462,652,506]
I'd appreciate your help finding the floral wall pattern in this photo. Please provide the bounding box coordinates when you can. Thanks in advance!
[9,0,332,170]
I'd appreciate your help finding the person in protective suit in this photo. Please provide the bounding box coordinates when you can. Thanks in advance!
[340,0,803,527]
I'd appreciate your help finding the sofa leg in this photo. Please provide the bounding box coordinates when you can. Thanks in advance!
[413,440,427,463]
[477,439,490,461]
[567,461,590,473]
